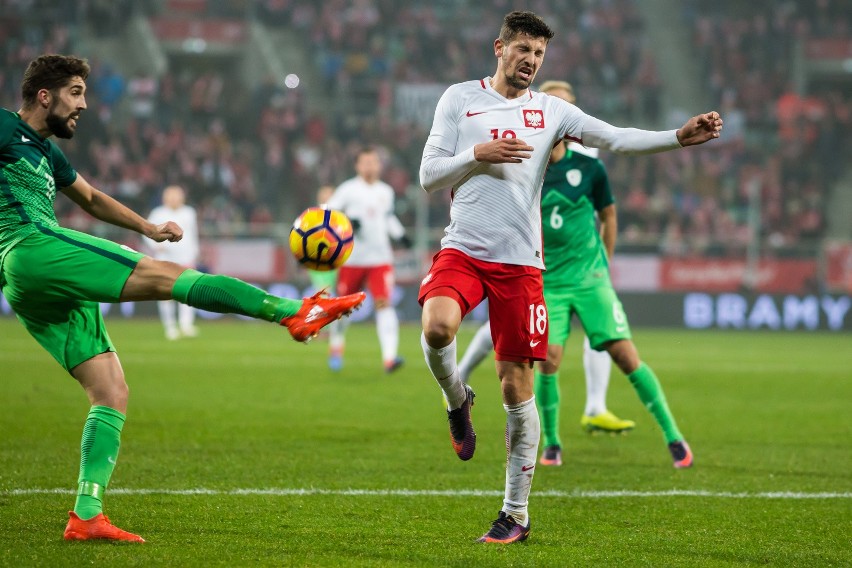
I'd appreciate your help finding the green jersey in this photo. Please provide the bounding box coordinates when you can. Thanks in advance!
[0,108,77,266]
[541,149,613,290]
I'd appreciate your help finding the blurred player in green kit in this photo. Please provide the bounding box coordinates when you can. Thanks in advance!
[0,55,365,542]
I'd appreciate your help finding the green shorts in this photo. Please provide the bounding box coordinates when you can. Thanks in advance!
[545,282,631,350]
[0,226,144,372]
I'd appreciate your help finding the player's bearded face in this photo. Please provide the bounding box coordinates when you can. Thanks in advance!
[45,99,78,139]
[501,35,546,90]
[45,79,85,139]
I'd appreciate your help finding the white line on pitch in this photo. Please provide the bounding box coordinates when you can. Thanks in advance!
[2,488,850,499]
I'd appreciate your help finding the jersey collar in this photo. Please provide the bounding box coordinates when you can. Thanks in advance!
[481,77,534,105]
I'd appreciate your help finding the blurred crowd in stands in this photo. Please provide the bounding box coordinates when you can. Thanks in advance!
[0,0,848,256]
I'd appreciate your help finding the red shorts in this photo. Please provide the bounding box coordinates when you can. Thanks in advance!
[418,248,547,362]
[337,264,394,302]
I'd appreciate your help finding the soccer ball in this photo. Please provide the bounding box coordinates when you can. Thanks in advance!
[289,207,354,271]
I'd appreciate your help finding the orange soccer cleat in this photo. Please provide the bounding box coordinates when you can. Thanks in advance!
[669,440,694,469]
[280,290,366,343]
[63,511,145,543]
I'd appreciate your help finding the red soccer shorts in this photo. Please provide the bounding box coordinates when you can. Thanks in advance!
[418,248,547,362]
[337,264,394,303]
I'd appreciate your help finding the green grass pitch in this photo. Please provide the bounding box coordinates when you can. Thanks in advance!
[1,318,850,567]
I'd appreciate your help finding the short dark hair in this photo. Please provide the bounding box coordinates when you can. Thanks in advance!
[21,54,90,108]
[499,11,555,44]
[356,146,378,159]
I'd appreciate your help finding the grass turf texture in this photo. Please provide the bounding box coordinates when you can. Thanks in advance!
[1,318,850,567]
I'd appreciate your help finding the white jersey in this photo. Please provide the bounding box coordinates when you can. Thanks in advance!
[146,204,199,266]
[327,176,405,267]
[424,77,591,269]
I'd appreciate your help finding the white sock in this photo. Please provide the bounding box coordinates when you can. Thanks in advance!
[458,320,494,384]
[178,303,196,333]
[502,396,539,527]
[583,335,612,416]
[158,300,177,334]
[420,333,466,409]
[376,307,399,364]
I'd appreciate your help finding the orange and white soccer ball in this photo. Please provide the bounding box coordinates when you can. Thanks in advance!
[288,207,354,271]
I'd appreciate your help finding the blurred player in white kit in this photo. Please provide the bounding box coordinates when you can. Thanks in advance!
[327,147,410,373]
[146,185,200,339]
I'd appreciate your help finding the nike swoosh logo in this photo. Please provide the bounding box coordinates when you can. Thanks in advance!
[107,456,117,465]
[21,135,30,143]
[304,305,327,323]
[529,340,540,348]
[466,110,487,117]
[521,464,535,472]
[615,326,628,333]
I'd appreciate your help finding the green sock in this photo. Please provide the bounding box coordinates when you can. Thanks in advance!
[172,269,302,322]
[627,362,683,444]
[534,370,561,448]
[74,406,125,520]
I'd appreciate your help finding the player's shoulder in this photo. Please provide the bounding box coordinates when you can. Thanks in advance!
[0,108,18,128]
[447,79,485,94]
[0,108,21,149]
[336,176,360,191]
[533,91,583,115]
[441,80,492,103]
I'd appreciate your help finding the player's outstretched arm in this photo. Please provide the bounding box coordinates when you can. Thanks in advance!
[676,112,723,146]
[61,174,183,242]
[579,112,723,155]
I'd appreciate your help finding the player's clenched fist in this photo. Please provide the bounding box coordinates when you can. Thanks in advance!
[474,137,535,164]
[676,111,723,146]
[146,221,184,242]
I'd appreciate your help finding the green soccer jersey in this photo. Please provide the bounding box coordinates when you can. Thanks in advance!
[541,149,614,290]
[0,108,77,264]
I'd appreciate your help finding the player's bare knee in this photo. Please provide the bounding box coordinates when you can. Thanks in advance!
[423,322,455,348]
[108,379,130,410]
[607,340,639,374]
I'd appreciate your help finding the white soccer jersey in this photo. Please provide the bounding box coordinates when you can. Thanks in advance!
[327,176,404,267]
[423,78,591,269]
[146,205,199,266]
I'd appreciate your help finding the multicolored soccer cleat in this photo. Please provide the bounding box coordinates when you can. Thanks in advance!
[477,511,530,544]
[447,384,476,460]
[328,347,343,371]
[668,440,694,469]
[384,356,405,374]
[63,511,145,543]
[280,290,366,343]
[539,445,562,466]
[581,411,636,434]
